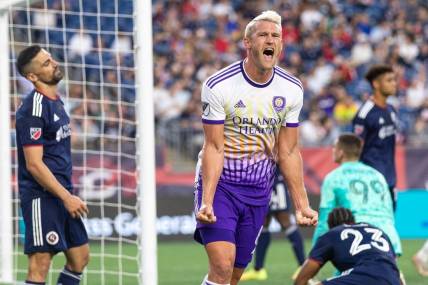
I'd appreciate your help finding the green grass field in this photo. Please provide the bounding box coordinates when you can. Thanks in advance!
[6,239,427,284]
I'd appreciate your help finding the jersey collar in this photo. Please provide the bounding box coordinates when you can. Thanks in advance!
[241,60,275,88]
[35,89,60,101]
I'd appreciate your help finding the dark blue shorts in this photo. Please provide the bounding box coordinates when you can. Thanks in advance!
[193,185,268,268]
[21,196,88,255]
[322,266,400,285]
[269,180,290,213]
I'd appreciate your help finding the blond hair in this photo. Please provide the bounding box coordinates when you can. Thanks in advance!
[244,10,282,38]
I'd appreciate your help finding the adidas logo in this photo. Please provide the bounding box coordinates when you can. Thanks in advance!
[234,100,246,108]
[54,113,60,122]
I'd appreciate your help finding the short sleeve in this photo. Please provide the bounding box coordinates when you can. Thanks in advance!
[16,115,45,146]
[309,232,333,265]
[201,83,225,124]
[283,88,303,128]
[352,113,367,139]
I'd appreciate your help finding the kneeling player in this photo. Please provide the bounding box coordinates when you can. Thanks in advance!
[295,207,401,285]
[241,169,305,281]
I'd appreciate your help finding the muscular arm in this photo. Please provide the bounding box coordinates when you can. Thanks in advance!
[278,126,317,226]
[23,145,88,218]
[197,123,224,223]
[294,259,323,285]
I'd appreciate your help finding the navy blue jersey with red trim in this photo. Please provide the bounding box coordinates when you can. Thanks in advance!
[15,89,72,202]
[310,223,399,284]
[352,100,397,188]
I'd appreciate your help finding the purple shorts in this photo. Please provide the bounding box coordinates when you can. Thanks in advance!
[194,183,269,268]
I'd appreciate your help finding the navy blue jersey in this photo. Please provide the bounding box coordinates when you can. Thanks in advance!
[15,90,72,203]
[310,223,399,284]
[352,100,397,188]
[269,169,290,212]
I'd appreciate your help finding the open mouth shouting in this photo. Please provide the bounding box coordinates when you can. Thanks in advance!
[263,47,275,62]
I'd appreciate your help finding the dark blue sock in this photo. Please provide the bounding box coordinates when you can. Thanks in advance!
[286,227,305,265]
[255,231,271,270]
[57,267,82,285]
[25,281,45,285]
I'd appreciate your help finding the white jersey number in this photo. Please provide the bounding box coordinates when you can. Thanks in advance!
[340,227,390,256]
[270,183,287,210]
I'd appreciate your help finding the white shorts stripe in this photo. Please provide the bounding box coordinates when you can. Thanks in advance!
[36,198,43,246]
[32,199,38,246]
[32,198,44,246]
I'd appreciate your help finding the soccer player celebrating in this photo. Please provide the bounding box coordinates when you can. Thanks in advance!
[312,133,401,257]
[352,65,398,210]
[241,169,306,281]
[193,11,318,285]
[295,207,401,285]
[15,45,89,285]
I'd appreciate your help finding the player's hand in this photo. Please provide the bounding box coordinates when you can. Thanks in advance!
[64,195,89,218]
[196,204,217,224]
[295,207,318,226]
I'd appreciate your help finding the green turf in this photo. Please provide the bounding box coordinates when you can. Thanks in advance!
[159,239,428,285]
[4,239,427,284]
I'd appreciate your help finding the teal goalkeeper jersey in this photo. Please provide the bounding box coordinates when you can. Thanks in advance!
[312,161,402,255]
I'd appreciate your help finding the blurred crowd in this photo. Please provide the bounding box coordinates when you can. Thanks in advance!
[10,0,136,154]
[9,0,428,153]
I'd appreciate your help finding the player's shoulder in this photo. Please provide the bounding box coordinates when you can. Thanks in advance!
[318,225,341,242]
[331,223,368,233]
[17,90,47,118]
[386,103,397,113]
[351,223,388,235]
[273,65,303,92]
[356,99,375,119]
[325,166,343,181]
[204,61,242,90]
[359,162,387,178]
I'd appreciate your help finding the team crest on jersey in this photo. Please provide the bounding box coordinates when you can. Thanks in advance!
[46,231,59,245]
[354,124,364,135]
[202,101,210,116]
[272,96,285,112]
[30,128,42,140]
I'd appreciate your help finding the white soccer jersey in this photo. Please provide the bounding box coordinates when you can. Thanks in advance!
[197,60,303,203]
